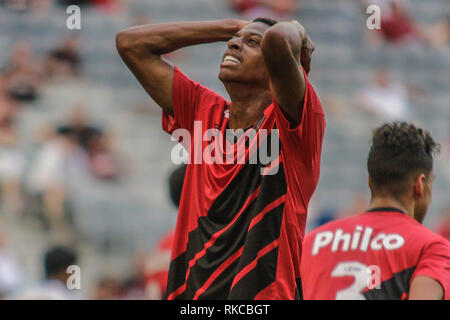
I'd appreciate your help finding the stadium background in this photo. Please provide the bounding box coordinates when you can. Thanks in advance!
[0,0,448,299]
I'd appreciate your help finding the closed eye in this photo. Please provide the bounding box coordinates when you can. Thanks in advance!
[248,38,260,45]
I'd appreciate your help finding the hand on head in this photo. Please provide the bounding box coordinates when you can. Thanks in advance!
[291,20,315,74]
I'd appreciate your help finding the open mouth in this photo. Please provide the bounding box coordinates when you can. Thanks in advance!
[222,55,240,65]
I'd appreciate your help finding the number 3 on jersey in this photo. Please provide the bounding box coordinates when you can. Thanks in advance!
[331,261,381,300]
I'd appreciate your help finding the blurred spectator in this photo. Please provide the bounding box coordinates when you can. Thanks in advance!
[1,42,42,103]
[435,205,450,242]
[0,225,24,298]
[227,0,299,20]
[361,0,423,47]
[8,245,80,299]
[44,36,82,79]
[426,3,450,48]
[56,105,120,181]
[87,132,120,181]
[90,276,123,300]
[57,105,101,151]
[121,253,147,299]
[379,1,419,44]
[27,125,87,234]
[0,92,25,215]
[353,68,411,120]
[145,165,186,300]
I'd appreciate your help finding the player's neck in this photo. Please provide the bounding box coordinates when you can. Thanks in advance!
[225,83,271,130]
[368,196,414,218]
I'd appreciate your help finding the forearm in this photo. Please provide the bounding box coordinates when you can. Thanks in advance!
[262,22,305,68]
[260,21,312,125]
[116,19,242,57]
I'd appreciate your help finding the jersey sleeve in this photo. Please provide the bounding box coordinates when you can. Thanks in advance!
[271,69,326,203]
[162,66,222,135]
[411,237,450,300]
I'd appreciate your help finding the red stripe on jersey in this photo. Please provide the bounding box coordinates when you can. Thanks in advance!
[193,246,244,300]
[248,194,286,232]
[231,239,280,290]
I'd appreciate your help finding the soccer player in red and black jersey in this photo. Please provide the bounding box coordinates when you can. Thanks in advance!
[301,122,450,300]
[116,18,325,300]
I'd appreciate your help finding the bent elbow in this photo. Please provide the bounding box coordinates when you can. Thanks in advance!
[116,30,133,54]
[116,28,161,58]
[261,28,290,57]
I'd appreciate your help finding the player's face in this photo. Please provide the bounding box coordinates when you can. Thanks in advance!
[414,171,434,223]
[218,22,271,87]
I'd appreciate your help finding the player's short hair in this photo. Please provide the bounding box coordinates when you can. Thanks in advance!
[44,246,77,279]
[252,17,278,27]
[367,122,440,198]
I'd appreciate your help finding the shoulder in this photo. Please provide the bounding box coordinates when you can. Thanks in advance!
[173,66,226,103]
[303,72,324,115]
[416,225,450,249]
[391,217,450,252]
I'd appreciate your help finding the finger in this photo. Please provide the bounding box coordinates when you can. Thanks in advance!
[237,20,251,30]
[301,47,312,73]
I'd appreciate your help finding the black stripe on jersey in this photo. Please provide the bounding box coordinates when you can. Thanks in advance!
[228,203,284,299]
[229,246,280,300]
[166,130,280,299]
[165,162,261,298]
[295,278,303,300]
[183,200,258,299]
[197,258,242,300]
[363,266,416,300]
[226,161,286,299]
[190,163,287,299]
[199,196,286,298]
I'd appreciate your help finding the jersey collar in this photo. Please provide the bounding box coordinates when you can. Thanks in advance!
[366,207,407,215]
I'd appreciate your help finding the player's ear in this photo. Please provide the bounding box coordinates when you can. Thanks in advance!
[413,173,426,200]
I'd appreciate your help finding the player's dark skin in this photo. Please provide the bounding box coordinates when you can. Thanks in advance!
[115,19,314,130]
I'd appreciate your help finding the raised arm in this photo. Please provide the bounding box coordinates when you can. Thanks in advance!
[261,21,314,126]
[116,19,247,114]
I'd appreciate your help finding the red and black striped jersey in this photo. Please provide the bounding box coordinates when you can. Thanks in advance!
[162,67,325,300]
[301,208,450,300]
